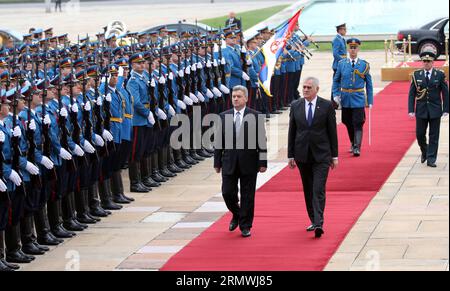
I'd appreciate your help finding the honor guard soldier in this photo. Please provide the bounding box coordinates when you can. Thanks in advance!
[332,23,348,105]
[408,51,449,167]
[332,38,373,157]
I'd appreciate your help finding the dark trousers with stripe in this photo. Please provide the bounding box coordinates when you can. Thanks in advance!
[416,116,441,164]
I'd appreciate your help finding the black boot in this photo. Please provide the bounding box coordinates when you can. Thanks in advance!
[20,215,45,256]
[353,130,363,157]
[115,171,135,202]
[48,200,75,238]
[151,152,169,182]
[111,171,131,204]
[175,149,191,169]
[62,193,86,231]
[1,231,19,271]
[130,161,152,192]
[159,148,176,178]
[168,148,183,173]
[34,206,61,246]
[76,189,98,224]
[88,182,111,217]
[142,157,160,188]
[191,149,205,161]
[5,224,35,263]
[99,179,123,210]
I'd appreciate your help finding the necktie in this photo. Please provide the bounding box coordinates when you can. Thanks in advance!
[307,102,313,127]
[352,60,355,68]
[235,111,241,136]
[426,71,430,83]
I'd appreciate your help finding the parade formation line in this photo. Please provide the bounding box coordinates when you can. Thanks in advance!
[161,80,417,271]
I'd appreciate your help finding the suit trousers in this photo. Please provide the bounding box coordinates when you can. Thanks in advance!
[416,116,441,164]
[296,161,330,227]
[222,167,258,230]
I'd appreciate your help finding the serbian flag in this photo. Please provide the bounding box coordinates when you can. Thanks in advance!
[258,8,303,96]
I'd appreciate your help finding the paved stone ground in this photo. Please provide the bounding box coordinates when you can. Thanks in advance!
[19,49,418,271]
[1,0,293,40]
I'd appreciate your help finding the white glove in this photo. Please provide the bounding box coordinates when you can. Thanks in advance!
[178,70,184,78]
[221,58,226,65]
[219,84,230,94]
[206,60,212,68]
[213,59,218,67]
[0,131,5,143]
[185,66,191,75]
[191,64,197,72]
[82,140,95,154]
[183,95,193,106]
[96,97,103,106]
[59,148,72,160]
[242,72,250,81]
[443,112,449,117]
[150,78,156,88]
[369,104,373,109]
[84,102,91,111]
[246,58,252,66]
[102,130,113,142]
[13,126,22,138]
[156,108,167,120]
[26,161,40,175]
[93,134,105,147]
[0,179,6,192]
[28,119,36,131]
[177,99,187,110]
[105,93,112,102]
[73,144,85,157]
[118,66,124,77]
[168,105,176,117]
[44,114,51,125]
[212,87,222,97]
[408,113,415,118]
[333,96,341,106]
[241,46,247,53]
[70,103,79,113]
[147,111,156,125]
[189,93,199,103]
[159,76,166,84]
[168,72,174,81]
[40,156,54,170]
[196,92,205,102]
[197,62,203,70]
[60,107,68,117]
[8,169,22,186]
[206,89,214,99]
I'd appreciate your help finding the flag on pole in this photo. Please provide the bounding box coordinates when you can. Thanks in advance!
[258,8,304,96]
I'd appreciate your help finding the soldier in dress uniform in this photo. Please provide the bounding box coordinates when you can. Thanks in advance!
[408,51,449,167]
[332,38,373,157]
[332,23,347,106]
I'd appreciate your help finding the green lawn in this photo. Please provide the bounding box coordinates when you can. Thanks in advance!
[314,41,385,51]
[199,4,289,31]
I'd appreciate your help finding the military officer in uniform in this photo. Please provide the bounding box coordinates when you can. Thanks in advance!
[332,38,373,157]
[332,23,347,106]
[408,51,449,167]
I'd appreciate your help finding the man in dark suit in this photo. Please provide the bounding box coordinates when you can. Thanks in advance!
[288,77,338,238]
[225,12,242,30]
[408,51,449,168]
[214,85,267,238]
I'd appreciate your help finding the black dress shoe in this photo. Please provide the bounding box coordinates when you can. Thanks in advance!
[90,206,111,218]
[229,218,239,232]
[306,225,316,232]
[421,153,427,164]
[52,225,76,238]
[151,173,168,183]
[102,200,123,210]
[143,177,161,188]
[77,214,98,224]
[131,182,151,193]
[33,241,50,252]
[176,160,191,169]
[6,251,33,264]
[1,259,20,270]
[113,194,131,204]
[19,250,35,261]
[168,164,183,173]
[63,220,85,232]
[315,227,324,238]
[241,229,251,238]
[160,168,177,178]
[353,148,361,157]
[427,162,437,168]
[37,233,62,246]
[123,194,135,202]
[0,260,15,271]
[22,243,46,256]
[87,213,101,222]
[191,152,205,161]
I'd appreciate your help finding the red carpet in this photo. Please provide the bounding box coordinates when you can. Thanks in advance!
[397,60,446,68]
[162,81,417,271]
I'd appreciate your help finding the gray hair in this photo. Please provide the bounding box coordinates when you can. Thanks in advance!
[232,85,248,98]
[303,76,320,89]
